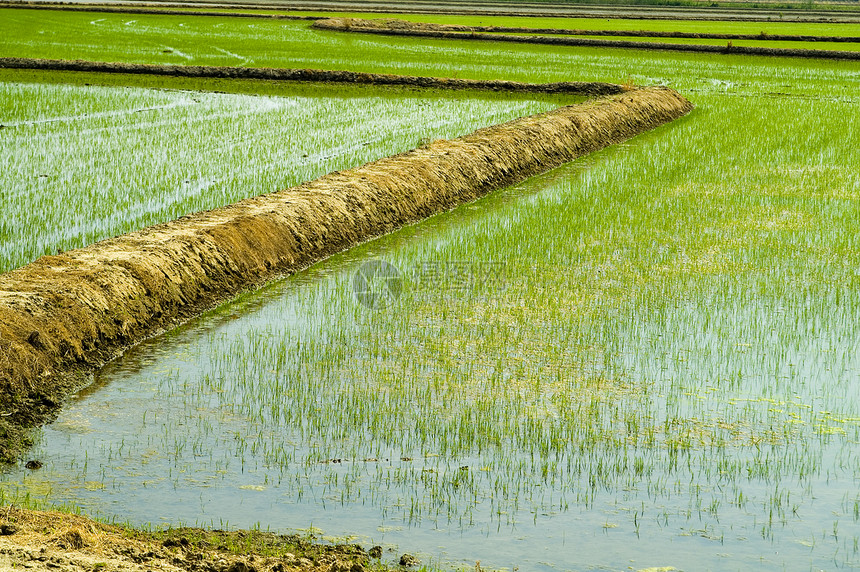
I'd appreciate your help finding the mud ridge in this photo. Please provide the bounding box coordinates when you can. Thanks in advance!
[0,57,628,96]
[0,75,691,460]
[313,17,860,60]
[377,20,860,43]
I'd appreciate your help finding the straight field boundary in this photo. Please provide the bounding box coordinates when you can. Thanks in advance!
[0,57,628,96]
[313,17,860,60]
[380,21,860,43]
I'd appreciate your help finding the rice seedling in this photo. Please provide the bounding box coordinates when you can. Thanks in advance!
[2,8,859,93]
[313,17,860,55]
[0,77,560,272]
[7,82,859,569]
[327,12,860,38]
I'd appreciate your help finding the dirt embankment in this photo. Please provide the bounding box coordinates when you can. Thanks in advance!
[0,57,628,96]
[0,506,383,572]
[0,71,690,460]
[312,17,860,60]
[383,20,860,43]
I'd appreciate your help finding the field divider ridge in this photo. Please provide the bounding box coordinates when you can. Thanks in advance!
[352,19,860,43]
[0,57,627,95]
[312,17,860,60]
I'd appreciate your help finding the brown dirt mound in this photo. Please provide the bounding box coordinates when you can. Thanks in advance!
[0,506,378,571]
[0,76,691,460]
[313,17,860,60]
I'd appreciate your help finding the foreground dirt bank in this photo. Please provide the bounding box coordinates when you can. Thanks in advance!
[0,506,385,571]
[313,17,860,60]
[0,73,691,461]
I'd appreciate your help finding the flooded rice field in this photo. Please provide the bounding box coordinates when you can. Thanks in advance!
[4,112,860,569]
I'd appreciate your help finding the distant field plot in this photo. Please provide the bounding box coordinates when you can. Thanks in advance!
[380,11,860,36]
[475,28,860,51]
[0,75,560,272]
[0,8,384,69]
[2,7,859,87]
[310,17,860,59]
[569,35,860,50]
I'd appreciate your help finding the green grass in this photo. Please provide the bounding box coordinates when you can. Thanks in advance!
[2,6,860,571]
[324,11,860,36]
[1,8,859,85]
[493,31,860,50]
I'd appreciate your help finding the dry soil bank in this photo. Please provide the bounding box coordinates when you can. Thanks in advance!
[0,506,384,572]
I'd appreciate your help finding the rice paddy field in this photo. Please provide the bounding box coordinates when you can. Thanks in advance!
[2,5,860,571]
[0,73,564,272]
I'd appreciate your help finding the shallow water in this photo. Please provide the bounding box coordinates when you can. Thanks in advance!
[4,90,860,571]
[0,79,556,272]
[5,149,860,571]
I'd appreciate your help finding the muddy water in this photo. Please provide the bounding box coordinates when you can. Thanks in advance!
[3,141,860,571]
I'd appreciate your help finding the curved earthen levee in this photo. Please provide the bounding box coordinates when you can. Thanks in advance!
[0,76,692,459]
[336,18,860,43]
[313,17,860,60]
